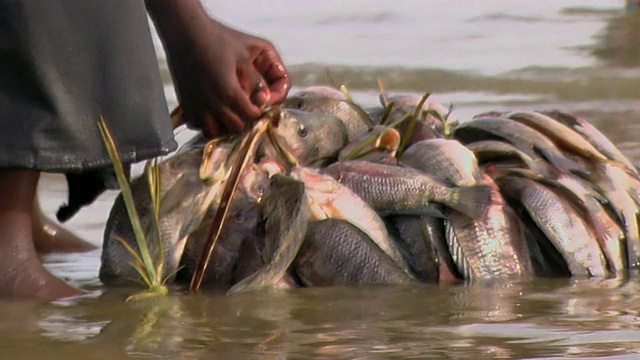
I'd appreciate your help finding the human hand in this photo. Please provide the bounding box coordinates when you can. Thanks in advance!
[149,1,290,138]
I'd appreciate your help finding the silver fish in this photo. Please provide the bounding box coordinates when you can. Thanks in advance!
[400,138,481,186]
[323,160,491,219]
[465,140,553,177]
[100,143,229,285]
[294,219,417,286]
[289,166,410,273]
[177,192,263,289]
[496,176,608,277]
[261,109,349,168]
[445,174,533,280]
[289,85,346,100]
[453,116,587,176]
[228,174,310,293]
[542,110,638,175]
[102,106,347,284]
[594,162,640,267]
[386,215,440,282]
[282,96,374,141]
[506,110,609,162]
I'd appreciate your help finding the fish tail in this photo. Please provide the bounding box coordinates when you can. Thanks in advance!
[446,185,492,219]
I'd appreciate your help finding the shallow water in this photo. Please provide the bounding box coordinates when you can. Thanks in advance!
[6,1,640,359]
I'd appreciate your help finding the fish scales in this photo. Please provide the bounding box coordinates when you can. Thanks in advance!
[324,160,491,219]
[445,174,533,280]
[497,176,608,277]
[294,219,417,286]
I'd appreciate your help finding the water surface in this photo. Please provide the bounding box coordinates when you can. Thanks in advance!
[6,1,640,358]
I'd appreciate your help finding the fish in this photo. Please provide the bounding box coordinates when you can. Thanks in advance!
[293,219,417,286]
[377,106,443,142]
[338,125,401,164]
[260,109,349,168]
[176,192,263,289]
[288,85,347,100]
[520,210,571,277]
[381,93,458,130]
[496,175,608,277]
[505,110,610,162]
[541,110,638,176]
[289,166,410,273]
[465,140,553,177]
[453,116,587,176]
[100,144,225,285]
[282,96,374,141]
[323,160,491,219]
[582,195,627,276]
[490,166,626,276]
[385,215,440,282]
[228,174,310,293]
[444,174,533,280]
[415,215,462,282]
[102,106,347,284]
[400,138,482,186]
[174,158,277,289]
[594,162,640,268]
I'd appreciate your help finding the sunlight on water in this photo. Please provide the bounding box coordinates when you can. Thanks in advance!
[5,1,640,359]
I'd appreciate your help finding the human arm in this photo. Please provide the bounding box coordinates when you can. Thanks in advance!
[145,0,290,137]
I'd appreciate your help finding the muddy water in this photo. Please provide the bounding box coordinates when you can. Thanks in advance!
[3,1,640,359]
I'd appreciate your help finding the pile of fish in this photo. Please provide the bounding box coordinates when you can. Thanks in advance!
[100,85,640,293]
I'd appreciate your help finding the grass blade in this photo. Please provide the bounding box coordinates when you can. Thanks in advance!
[398,92,430,155]
[189,116,272,291]
[98,117,163,288]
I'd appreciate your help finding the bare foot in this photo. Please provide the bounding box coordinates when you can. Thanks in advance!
[0,249,80,301]
[32,197,97,254]
[0,170,80,300]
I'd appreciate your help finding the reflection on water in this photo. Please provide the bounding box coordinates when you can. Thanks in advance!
[5,1,640,359]
[4,279,640,359]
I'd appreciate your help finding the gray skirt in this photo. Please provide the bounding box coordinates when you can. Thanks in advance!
[0,1,178,219]
[0,0,177,171]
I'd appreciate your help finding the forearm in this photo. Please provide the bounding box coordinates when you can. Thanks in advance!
[145,0,219,51]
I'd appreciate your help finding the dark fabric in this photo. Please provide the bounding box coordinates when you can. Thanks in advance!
[0,0,177,172]
[56,168,129,222]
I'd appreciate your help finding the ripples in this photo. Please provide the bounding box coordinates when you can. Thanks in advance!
[7,2,640,358]
[6,279,640,358]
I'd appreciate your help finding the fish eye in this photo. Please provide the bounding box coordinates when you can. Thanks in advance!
[298,125,308,138]
[234,211,246,223]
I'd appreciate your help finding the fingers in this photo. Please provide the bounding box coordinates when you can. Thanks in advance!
[251,74,272,108]
[251,88,271,109]
[253,49,290,104]
[266,71,290,104]
[231,60,264,116]
[198,111,220,139]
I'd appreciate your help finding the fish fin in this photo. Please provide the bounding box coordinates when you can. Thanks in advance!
[446,185,492,219]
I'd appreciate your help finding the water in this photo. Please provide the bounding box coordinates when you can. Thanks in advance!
[4,1,640,358]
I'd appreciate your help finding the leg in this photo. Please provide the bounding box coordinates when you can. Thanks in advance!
[0,169,79,300]
[32,195,97,254]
